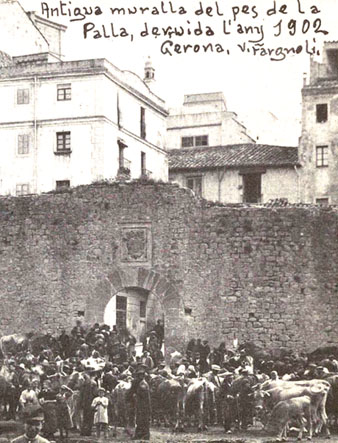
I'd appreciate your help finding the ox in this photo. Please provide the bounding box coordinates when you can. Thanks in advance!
[252,380,331,438]
[184,378,216,431]
[156,377,185,431]
[325,374,338,428]
[266,395,313,441]
[148,374,165,426]
[0,333,33,358]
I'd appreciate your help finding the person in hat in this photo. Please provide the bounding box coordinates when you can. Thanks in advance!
[71,319,85,341]
[91,387,109,439]
[193,352,201,374]
[141,351,154,370]
[207,365,222,425]
[176,358,189,376]
[199,340,210,374]
[304,363,318,379]
[158,369,170,379]
[79,371,98,436]
[58,329,70,359]
[237,369,254,430]
[270,370,279,381]
[131,367,151,440]
[153,319,164,348]
[38,380,58,440]
[152,362,167,376]
[315,366,329,377]
[220,373,235,434]
[7,361,21,421]
[11,405,50,442]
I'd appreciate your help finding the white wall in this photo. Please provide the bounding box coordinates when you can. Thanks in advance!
[170,167,299,204]
[167,110,253,150]
[300,92,338,204]
[0,1,48,56]
[262,168,299,203]
[0,64,168,195]
[103,122,168,182]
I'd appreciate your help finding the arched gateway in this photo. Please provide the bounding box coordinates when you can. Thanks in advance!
[84,266,185,354]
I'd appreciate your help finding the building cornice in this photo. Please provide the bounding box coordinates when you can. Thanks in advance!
[0,59,168,116]
[34,14,68,32]
[302,85,338,96]
[167,122,221,130]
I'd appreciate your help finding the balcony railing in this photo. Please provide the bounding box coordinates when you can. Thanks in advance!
[141,169,152,179]
[243,194,262,204]
[118,158,131,177]
[54,148,72,156]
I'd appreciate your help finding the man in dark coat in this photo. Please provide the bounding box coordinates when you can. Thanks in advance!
[58,330,71,359]
[220,373,235,433]
[236,369,254,430]
[207,365,223,425]
[153,320,164,348]
[79,371,98,436]
[71,319,86,341]
[7,362,21,420]
[199,340,210,374]
[130,368,151,440]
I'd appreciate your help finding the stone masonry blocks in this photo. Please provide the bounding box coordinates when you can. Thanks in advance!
[0,182,336,354]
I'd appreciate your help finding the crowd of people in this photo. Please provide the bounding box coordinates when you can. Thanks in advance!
[0,319,164,441]
[183,338,338,378]
[0,319,337,442]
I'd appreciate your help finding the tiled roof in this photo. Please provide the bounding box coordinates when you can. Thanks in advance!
[0,50,13,67]
[169,144,299,171]
[304,78,338,89]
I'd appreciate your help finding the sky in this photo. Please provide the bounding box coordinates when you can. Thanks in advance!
[18,0,338,145]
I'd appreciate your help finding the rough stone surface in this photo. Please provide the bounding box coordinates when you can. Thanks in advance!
[0,182,337,353]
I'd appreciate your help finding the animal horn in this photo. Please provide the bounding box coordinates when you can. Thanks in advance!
[310,385,324,394]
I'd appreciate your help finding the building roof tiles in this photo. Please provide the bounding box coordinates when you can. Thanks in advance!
[0,50,13,67]
[169,144,299,171]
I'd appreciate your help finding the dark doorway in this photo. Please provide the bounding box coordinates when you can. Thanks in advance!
[243,173,261,203]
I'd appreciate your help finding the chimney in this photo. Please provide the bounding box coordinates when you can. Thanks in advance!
[26,11,36,24]
[144,56,155,86]
[303,72,308,86]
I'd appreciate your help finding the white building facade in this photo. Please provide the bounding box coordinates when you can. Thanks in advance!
[0,56,168,196]
[299,42,338,205]
[0,0,65,61]
[166,92,255,150]
[0,1,168,196]
[169,144,300,204]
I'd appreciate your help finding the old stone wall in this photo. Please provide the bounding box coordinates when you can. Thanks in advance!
[0,182,337,353]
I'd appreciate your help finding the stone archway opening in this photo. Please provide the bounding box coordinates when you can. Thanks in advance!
[86,267,185,357]
[103,286,164,354]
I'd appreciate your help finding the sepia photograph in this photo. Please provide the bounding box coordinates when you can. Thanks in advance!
[0,0,337,441]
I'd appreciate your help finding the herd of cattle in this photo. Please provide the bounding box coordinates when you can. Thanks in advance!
[0,331,337,441]
[137,369,338,441]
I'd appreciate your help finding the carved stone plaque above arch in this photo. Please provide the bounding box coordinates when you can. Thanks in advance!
[119,222,152,267]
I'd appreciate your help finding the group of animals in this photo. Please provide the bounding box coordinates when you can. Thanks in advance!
[112,362,338,441]
[0,332,337,441]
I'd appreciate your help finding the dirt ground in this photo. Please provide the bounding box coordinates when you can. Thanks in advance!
[0,422,337,443]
